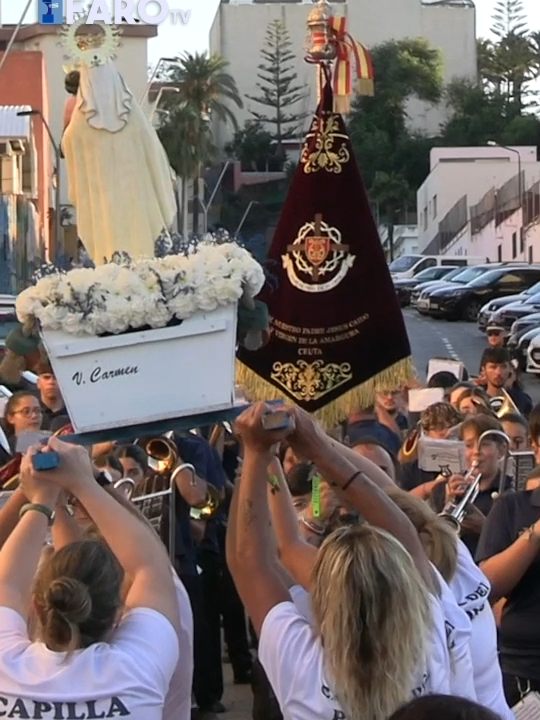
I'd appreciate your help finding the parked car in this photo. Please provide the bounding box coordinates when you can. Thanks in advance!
[508,320,540,369]
[415,264,507,316]
[410,267,469,308]
[490,292,540,330]
[388,254,485,280]
[526,333,540,377]
[0,295,17,362]
[477,279,540,331]
[394,266,460,307]
[426,266,540,322]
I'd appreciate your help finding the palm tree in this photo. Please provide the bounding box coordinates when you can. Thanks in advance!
[159,52,242,234]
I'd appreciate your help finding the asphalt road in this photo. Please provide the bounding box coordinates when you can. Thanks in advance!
[403,308,540,404]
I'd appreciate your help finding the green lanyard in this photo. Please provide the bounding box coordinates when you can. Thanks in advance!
[311,473,322,518]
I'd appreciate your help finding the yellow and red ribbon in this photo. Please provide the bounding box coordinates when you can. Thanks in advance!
[327,16,374,113]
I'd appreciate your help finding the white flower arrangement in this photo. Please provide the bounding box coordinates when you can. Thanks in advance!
[16,242,265,337]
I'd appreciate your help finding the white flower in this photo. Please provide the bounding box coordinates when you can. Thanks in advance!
[25,238,265,337]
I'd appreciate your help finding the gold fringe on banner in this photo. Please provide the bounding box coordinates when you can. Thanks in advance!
[357,78,374,97]
[236,356,414,430]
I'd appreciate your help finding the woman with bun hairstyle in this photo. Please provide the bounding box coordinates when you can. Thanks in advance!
[386,489,513,720]
[0,437,179,719]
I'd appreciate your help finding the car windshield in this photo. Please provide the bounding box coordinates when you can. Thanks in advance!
[467,269,507,288]
[451,266,490,284]
[440,267,465,282]
[388,255,422,272]
[525,281,540,295]
[414,267,448,281]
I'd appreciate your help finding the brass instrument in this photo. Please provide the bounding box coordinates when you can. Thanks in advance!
[438,429,512,529]
[489,389,520,418]
[398,423,420,464]
[439,463,482,531]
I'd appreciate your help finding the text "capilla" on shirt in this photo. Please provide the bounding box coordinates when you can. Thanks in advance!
[65,0,192,25]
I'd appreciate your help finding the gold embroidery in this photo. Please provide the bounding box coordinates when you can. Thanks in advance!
[271,360,353,402]
[300,115,350,174]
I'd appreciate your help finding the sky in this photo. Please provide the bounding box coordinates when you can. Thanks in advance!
[1,0,539,65]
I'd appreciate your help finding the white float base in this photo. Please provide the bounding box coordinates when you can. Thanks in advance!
[41,304,238,433]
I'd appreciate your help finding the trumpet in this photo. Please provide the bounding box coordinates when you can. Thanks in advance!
[439,463,482,531]
[489,388,520,418]
[136,434,223,517]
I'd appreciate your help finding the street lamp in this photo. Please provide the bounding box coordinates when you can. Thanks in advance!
[487,140,523,207]
[235,201,260,237]
[139,57,179,106]
[149,87,180,123]
[199,160,231,234]
[17,109,62,257]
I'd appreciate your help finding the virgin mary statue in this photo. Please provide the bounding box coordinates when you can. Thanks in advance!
[62,58,176,263]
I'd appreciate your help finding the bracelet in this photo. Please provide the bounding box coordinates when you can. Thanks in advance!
[19,503,55,527]
[341,470,364,492]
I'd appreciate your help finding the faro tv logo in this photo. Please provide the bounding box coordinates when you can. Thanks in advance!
[38,0,192,25]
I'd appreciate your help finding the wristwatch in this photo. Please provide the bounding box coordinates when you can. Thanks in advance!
[94,469,113,487]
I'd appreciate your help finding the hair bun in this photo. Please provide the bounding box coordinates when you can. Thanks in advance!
[46,577,92,625]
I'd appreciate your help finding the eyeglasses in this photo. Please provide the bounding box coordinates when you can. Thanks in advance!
[14,407,43,417]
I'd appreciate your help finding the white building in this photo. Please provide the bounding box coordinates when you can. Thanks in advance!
[380,224,419,260]
[209,0,477,148]
[417,146,540,254]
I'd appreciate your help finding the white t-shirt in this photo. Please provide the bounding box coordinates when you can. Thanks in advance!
[431,564,477,702]
[270,586,447,720]
[449,540,514,720]
[290,585,450,696]
[164,572,194,720]
[0,605,179,720]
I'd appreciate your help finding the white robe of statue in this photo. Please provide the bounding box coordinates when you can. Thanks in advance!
[62,61,176,264]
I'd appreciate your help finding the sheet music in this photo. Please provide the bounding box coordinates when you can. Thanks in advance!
[418,436,466,475]
[513,692,540,720]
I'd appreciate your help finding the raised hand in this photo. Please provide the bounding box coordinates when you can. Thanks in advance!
[234,403,294,453]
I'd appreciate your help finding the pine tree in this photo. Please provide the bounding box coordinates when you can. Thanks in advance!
[491,0,528,38]
[246,20,307,159]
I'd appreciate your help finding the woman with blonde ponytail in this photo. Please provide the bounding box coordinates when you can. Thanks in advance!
[228,405,445,720]
[386,489,513,720]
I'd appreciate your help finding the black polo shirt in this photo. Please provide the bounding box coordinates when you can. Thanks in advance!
[40,403,67,431]
[476,488,540,681]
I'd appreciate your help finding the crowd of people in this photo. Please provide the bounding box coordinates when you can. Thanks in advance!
[0,325,539,720]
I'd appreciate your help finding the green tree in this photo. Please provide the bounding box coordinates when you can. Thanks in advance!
[491,0,528,39]
[246,19,307,160]
[348,38,442,196]
[224,120,275,172]
[160,52,242,234]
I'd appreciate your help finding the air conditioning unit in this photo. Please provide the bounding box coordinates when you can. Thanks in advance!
[0,142,12,157]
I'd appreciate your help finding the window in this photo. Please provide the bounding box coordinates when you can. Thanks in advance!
[520,229,525,254]
[497,245,502,262]
[432,195,438,218]
[512,232,517,259]
[423,208,428,230]
[496,273,522,285]
[529,246,534,263]
[414,258,437,274]
[21,150,34,196]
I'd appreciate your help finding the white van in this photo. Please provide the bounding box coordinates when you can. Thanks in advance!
[389,254,487,280]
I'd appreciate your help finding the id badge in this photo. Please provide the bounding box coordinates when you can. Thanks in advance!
[512,691,540,720]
